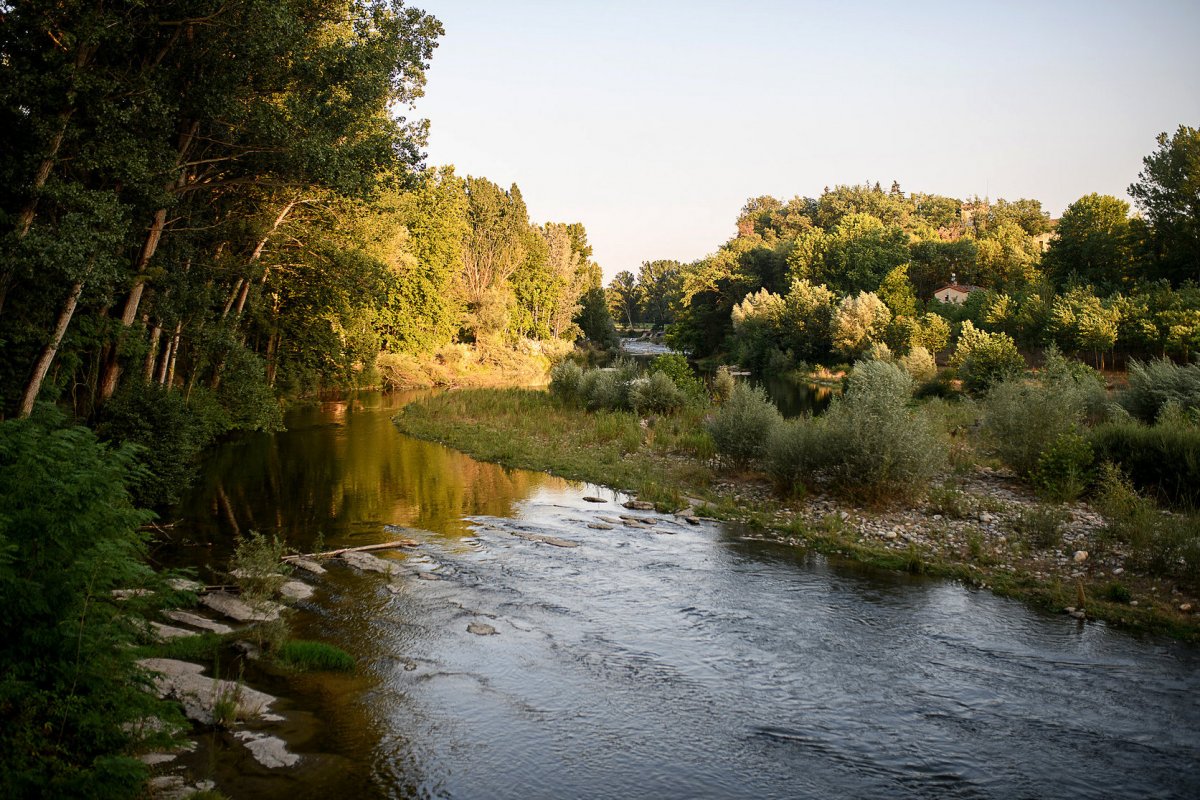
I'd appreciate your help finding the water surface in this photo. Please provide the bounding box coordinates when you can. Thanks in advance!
[174,393,1200,799]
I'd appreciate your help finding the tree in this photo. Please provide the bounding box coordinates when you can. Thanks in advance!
[1129,125,1200,286]
[1043,194,1137,292]
[607,271,639,327]
[832,292,892,359]
[636,260,685,328]
[814,214,910,294]
[574,286,619,349]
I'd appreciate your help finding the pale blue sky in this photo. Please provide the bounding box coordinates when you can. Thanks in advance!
[411,0,1200,280]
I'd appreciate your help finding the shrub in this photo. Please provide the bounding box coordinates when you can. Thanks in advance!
[629,372,686,415]
[863,341,893,362]
[0,413,180,798]
[1091,407,1200,508]
[982,372,1096,481]
[276,640,354,672]
[1010,503,1069,550]
[899,345,937,382]
[1095,464,1200,585]
[549,359,584,403]
[766,361,946,504]
[579,367,630,411]
[951,321,1025,392]
[712,366,736,404]
[1031,431,1094,502]
[819,361,946,503]
[707,382,783,468]
[649,353,706,402]
[1120,358,1200,423]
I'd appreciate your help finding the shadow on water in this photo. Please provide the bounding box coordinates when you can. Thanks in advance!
[162,391,1200,800]
[762,373,835,417]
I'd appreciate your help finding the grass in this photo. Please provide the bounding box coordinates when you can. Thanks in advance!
[394,389,716,496]
[275,640,355,672]
[134,632,226,662]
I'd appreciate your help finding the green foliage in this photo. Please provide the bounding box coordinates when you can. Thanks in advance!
[276,640,355,673]
[649,353,706,403]
[1095,464,1200,585]
[765,361,946,503]
[983,378,1088,479]
[629,373,686,415]
[899,345,937,382]
[832,291,891,359]
[574,287,620,349]
[1120,358,1200,423]
[707,382,783,469]
[713,366,736,404]
[1102,582,1133,603]
[951,321,1026,392]
[1128,125,1200,286]
[549,359,585,403]
[0,414,178,798]
[1043,194,1137,292]
[1031,431,1094,502]
[1091,408,1200,508]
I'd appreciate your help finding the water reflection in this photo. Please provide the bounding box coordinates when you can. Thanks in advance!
[762,374,834,417]
[173,392,566,563]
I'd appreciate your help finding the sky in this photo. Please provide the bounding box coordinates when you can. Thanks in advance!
[409,0,1200,281]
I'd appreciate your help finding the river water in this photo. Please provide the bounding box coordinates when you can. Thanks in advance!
[173,392,1200,799]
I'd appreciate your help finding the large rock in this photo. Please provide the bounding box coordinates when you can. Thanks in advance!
[289,558,327,576]
[163,610,234,635]
[199,591,284,623]
[149,622,196,642]
[138,658,277,725]
[278,580,314,602]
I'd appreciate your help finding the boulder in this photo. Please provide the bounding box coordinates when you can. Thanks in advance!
[340,550,400,575]
[278,580,314,602]
[234,731,300,769]
[162,610,234,635]
[200,591,284,623]
[137,658,277,725]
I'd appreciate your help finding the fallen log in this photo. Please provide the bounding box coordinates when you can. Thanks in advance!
[281,539,419,561]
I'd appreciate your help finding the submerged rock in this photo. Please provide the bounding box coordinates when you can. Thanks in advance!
[138,658,277,725]
[340,550,401,575]
[587,523,614,530]
[583,496,607,503]
[200,591,284,623]
[289,558,327,576]
[467,622,497,636]
[509,531,579,548]
[234,731,301,769]
[623,500,656,511]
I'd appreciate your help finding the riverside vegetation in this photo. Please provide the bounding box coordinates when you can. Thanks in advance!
[396,351,1200,640]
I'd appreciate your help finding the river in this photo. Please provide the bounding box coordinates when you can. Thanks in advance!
[170,392,1200,799]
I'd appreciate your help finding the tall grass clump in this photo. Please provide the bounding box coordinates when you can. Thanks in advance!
[1120,358,1200,423]
[766,360,946,504]
[276,640,355,672]
[707,382,782,469]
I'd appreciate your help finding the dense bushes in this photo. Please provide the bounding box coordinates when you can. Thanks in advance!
[1091,408,1200,508]
[1095,465,1200,586]
[766,360,946,503]
[0,414,180,798]
[951,321,1026,392]
[550,356,701,415]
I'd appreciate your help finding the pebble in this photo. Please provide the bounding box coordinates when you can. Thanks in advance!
[1073,550,1089,563]
[1112,567,1124,576]
[1181,603,1194,613]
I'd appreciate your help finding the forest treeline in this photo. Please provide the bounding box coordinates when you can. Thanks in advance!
[0,0,608,434]
[608,125,1200,374]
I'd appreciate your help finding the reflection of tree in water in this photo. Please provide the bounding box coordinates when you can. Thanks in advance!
[176,393,564,555]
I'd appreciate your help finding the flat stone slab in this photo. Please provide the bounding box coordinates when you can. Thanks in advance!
[200,592,284,623]
[150,622,196,641]
[163,610,234,635]
[278,580,314,602]
[289,558,327,576]
[340,550,400,575]
[167,578,203,592]
[467,622,497,636]
[509,531,579,548]
[587,523,614,530]
[623,500,656,510]
[582,496,607,503]
[234,731,301,769]
[619,515,657,525]
[138,658,277,725]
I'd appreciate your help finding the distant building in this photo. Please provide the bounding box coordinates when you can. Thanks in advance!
[933,274,984,304]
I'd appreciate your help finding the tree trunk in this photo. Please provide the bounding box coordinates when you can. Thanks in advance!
[232,200,297,319]
[166,322,182,386]
[18,281,84,417]
[143,319,163,382]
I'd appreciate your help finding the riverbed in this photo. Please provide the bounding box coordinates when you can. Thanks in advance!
[169,392,1200,799]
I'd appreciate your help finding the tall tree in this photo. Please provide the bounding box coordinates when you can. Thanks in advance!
[1129,125,1200,286]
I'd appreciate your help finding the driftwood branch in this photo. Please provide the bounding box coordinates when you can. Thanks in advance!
[282,539,419,561]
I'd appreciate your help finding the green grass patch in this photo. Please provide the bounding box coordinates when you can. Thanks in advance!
[275,640,355,672]
[134,632,226,663]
